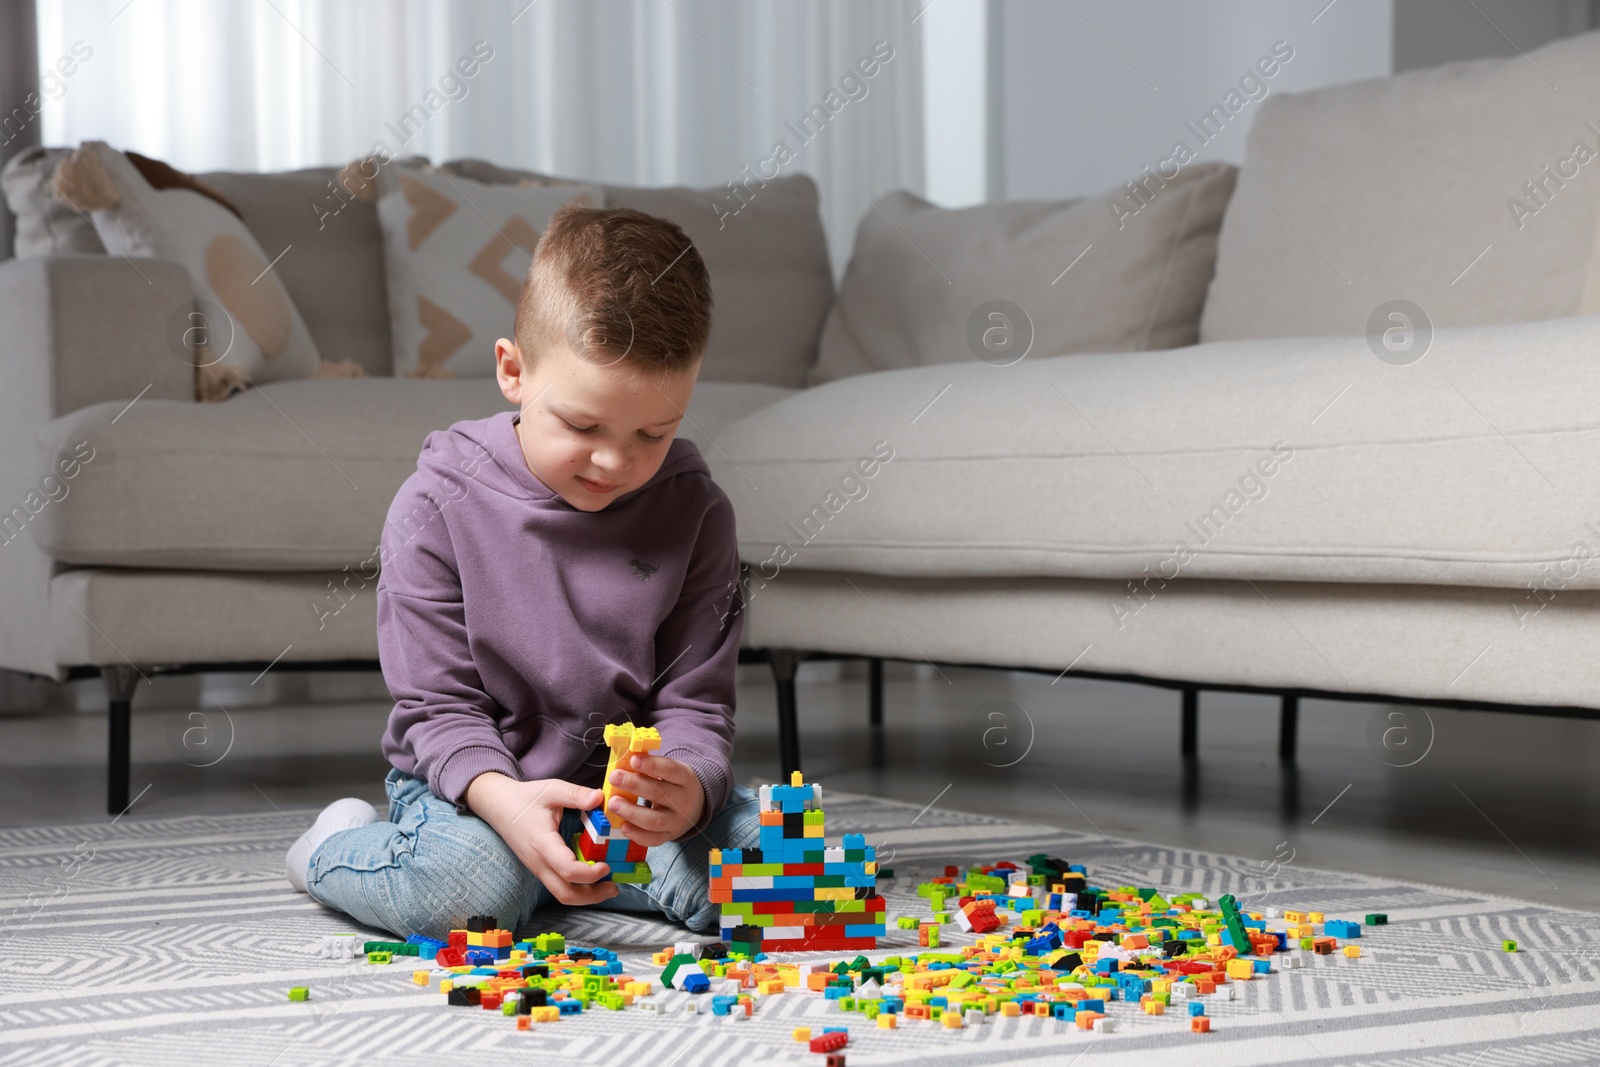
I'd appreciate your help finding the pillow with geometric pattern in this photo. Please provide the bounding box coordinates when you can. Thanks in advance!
[375,165,601,379]
[50,140,334,401]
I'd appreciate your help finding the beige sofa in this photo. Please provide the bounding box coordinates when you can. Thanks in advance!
[9,31,1600,813]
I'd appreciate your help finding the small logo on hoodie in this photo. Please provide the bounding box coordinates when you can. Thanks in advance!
[630,559,659,581]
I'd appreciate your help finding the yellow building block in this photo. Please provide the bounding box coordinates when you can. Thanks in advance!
[412,971,429,985]
[1308,911,1325,923]
[1225,959,1256,980]
[440,979,454,994]
[1001,1001,1021,1017]
[793,1027,811,1042]
[1142,999,1165,1015]
[532,1006,559,1022]
[878,1013,898,1029]
[942,1010,965,1028]
[1344,945,1361,958]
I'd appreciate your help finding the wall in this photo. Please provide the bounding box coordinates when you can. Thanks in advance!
[994,0,1393,202]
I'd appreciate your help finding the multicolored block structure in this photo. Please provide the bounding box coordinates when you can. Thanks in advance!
[709,771,884,953]
[573,723,660,885]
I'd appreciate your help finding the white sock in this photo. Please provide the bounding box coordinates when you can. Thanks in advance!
[286,798,379,893]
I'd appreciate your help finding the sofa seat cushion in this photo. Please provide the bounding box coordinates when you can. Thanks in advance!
[710,313,1600,592]
[32,378,793,570]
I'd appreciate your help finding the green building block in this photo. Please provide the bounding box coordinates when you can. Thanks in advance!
[897,916,918,929]
[611,862,653,885]
[1502,940,1518,953]
[367,951,392,964]
[1365,914,1388,926]
[287,987,309,1002]
[1217,894,1251,952]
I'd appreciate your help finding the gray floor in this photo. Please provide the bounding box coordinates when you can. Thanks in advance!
[2,660,1596,911]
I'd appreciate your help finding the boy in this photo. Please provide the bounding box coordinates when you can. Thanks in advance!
[284,204,758,939]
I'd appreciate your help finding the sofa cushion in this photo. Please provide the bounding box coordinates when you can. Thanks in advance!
[55,142,325,402]
[436,166,834,389]
[1201,29,1600,342]
[606,176,833,389]
[31,377,794,570]
[810,164,1237,384]
[201,164,402,380]
[1,145,106,257]
[710,313,1600,592]
[375,167,602,379]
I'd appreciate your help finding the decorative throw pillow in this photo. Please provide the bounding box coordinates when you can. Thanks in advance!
[809,163,1238,384]
[409,162,834,389]
[375,165,602,379]
[49,141,327,401]
[1,145,106,256]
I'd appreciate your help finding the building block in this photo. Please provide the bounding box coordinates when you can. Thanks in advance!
[287,987,309,1002]
[1503,940,1518,953]
[809,1030,848,1053]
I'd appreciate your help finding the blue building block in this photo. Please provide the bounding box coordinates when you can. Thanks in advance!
[1188,1001,1205,1017]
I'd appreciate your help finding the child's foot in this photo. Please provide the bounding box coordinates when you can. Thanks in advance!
[286,798,379,893]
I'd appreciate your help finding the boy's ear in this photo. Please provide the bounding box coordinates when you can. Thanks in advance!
[494,338,525,405]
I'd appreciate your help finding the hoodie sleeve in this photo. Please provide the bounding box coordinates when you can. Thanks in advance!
[644,489,745,838]
[377,465,522,809]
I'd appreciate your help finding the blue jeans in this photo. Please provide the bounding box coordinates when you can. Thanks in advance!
[306,768,761,940]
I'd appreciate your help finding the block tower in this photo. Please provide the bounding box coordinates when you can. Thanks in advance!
[573,722,660,885]
[708,771,883,954]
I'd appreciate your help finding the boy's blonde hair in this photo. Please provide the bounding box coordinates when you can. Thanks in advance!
[515,203,713,375]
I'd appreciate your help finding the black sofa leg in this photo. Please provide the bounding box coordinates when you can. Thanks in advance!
[1181,687,1199,758]
[103,664,139,815]
[868,658,885,768]
[1279,695,1299,762]
[769,650,803,780]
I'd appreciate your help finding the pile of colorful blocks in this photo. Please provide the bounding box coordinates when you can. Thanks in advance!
[362,842,1388,1040]
[709,772,885,954]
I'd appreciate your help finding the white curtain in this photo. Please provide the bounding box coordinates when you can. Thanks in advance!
[36,0,926,275]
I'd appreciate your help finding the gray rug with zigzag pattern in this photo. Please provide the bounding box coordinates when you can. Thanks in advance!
[1,791,1597,1066]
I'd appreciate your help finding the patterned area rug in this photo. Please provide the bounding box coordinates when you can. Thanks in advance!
[1,792,1597,1067]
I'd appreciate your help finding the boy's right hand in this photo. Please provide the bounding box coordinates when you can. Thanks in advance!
[464,772,619,906]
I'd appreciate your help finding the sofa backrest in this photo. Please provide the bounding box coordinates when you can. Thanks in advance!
[3,149,834,388]
[1201,29,1600,342]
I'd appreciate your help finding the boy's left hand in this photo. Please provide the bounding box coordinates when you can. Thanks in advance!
[605,752,706,846]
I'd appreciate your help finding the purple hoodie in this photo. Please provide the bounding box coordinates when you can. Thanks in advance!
[377,410,744,834]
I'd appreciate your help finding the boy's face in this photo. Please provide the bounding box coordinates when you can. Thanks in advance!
[494,336,698,512]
